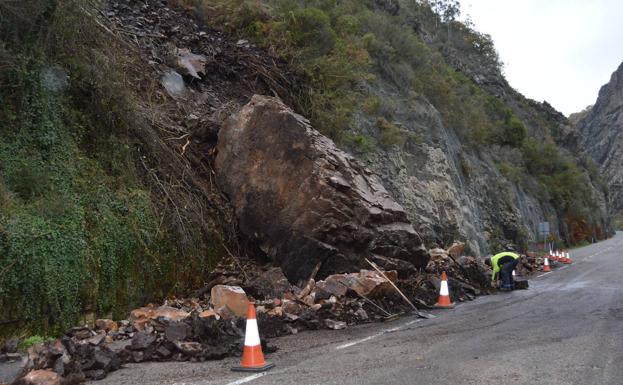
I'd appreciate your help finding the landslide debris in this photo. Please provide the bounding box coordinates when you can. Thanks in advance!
[10,243,497,383]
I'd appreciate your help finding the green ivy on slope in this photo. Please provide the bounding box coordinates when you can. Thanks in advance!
[0,58,170,333]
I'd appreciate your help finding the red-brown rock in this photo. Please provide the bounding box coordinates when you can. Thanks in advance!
[95,319,118,333]
[447,242,465,258]
[20,370,61,385]
[210,285,249,319]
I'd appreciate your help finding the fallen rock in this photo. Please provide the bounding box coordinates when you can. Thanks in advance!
[369,254,416,278]
[314,270,396,299]
[324,319,347,330]
[94,319,118,333]
[215,95,429,283]
[174,342,202,357]
[128,305,190,330]
[129,332,157,352]
[26,341,66,371]
[1,337,19,354]
[247,267,293,298]
[65,327,92,341]
[314,274,348,299]
[429,248,450,262]
[343,269,397,298]
[281,300,303,315]
[17,369,61,385]
[355,308,369,320]
[210,285,249,319]
[152,306,190,323]
[164,322,192,342]
[198,309,218,319]
[447,242,465,258]
[85,333,106,346]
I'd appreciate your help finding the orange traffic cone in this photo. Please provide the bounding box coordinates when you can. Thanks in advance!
[543,257,551,272]
[552,251,559,262]
[564,252,573,264]
[434,271,455,309]
[232,302,275,372]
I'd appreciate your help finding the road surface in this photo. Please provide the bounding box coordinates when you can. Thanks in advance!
[80,232,623,384]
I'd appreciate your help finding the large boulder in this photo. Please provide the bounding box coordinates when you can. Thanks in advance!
[215,95,429,283]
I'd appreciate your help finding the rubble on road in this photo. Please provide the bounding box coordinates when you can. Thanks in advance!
[7,241,501,384]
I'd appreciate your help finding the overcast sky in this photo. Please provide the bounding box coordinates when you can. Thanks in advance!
[461,0,623,116]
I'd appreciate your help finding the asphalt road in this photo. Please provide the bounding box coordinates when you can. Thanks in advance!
[55,232,623,384]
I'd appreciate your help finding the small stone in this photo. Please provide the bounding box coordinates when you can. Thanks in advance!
[156,345,172,359]
[164,322,191,342]
[198,309,219,319]
[95,319,118,333]
[324,319,347,330]
[21,369,61,385]
[355,308,369,320]
[267,306,283,317]
[84,369,106,380]
[447,242,465,258]
[129,332,157,351]
[174,341,202,357]
[131,350,144,363]
[248,268,293,298]
[67,326,93,340]
[1,337,19,353]
[281,300,302,315]
[302,294,315,307]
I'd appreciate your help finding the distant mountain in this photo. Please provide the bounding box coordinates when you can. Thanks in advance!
[576,62,623,222]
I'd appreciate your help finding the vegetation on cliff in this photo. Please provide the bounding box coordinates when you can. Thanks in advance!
[181,0,609,246]
[0,1,225,334]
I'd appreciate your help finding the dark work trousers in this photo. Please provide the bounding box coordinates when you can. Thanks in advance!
[500,258,519,289]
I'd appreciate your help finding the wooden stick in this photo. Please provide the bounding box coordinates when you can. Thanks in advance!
[365,258,421,316]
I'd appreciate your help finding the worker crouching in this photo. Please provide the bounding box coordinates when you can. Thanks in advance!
[484,251,520,291]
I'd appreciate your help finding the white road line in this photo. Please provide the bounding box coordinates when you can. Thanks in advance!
[172,372,268,385]
[336,319,421,350]
[536,272,552,278]
[336,334,378,349]
[224,373,268,385]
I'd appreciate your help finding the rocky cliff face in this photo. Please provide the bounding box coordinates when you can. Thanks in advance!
[349,92,558,256]
[577,62,623,217]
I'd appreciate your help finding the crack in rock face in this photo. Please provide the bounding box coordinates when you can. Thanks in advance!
[215,95,429,283]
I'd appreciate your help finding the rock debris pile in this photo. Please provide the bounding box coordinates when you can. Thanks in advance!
[9,241,496,384]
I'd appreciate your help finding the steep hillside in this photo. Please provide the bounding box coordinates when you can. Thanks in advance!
[183,0,611,252]
[576,62,623,227]
[0,0,292,333]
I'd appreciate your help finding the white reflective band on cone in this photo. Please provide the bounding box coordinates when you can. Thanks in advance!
[440,280,449,296]
[244,319,261,347]
[544,258,549,265]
